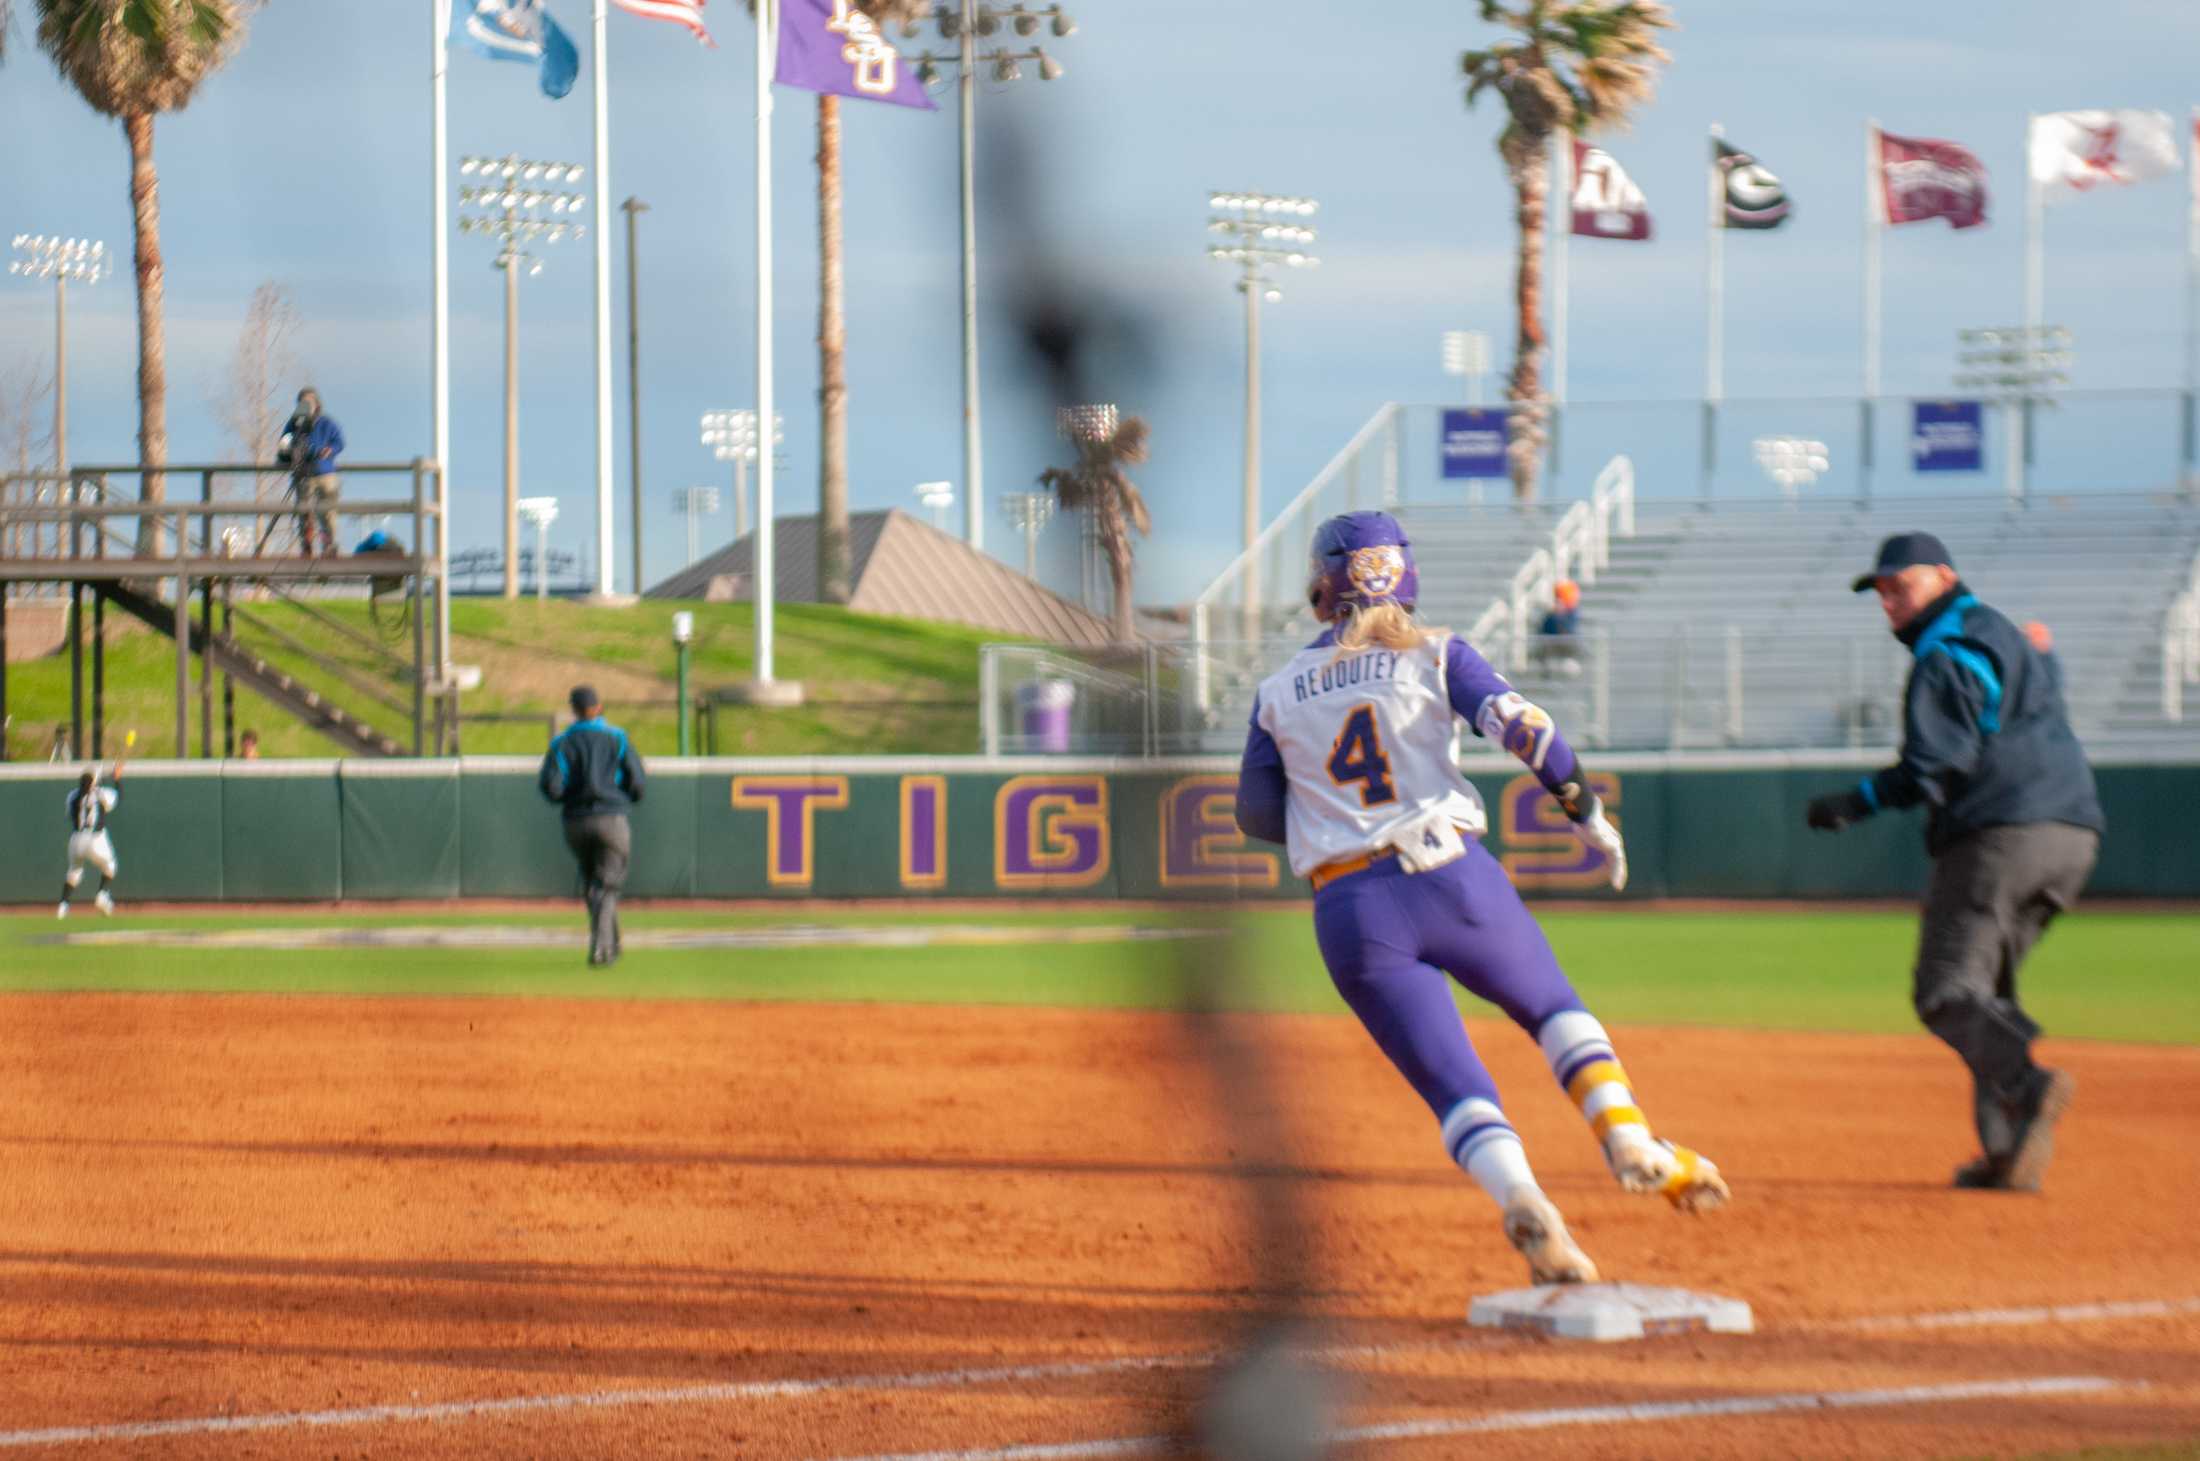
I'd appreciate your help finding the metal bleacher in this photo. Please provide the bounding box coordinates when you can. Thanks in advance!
[996,395,2200,756]
[1405,491,2200,753]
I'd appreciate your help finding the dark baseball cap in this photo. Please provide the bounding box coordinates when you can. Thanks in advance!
[569,684,601,713]
[1851,532,1954,592]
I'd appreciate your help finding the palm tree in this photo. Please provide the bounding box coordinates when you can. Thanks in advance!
[1461,0,1671,502]
[35,0,245,552]
[1038,412,1149,644]
[755,0,928,605]
[815,89,851,602]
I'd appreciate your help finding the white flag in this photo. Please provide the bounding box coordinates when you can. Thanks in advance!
[2030,109,2180,204]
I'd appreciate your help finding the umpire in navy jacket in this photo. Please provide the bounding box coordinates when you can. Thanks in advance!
[539,685,647,966]
[1807,533,2103,1192]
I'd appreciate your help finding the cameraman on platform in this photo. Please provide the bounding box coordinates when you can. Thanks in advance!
[275,387,345,558]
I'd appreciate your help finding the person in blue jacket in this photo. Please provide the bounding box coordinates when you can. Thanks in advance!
[539,685,647,966]
[1806,533,2103,1193]
[276,388,346,558]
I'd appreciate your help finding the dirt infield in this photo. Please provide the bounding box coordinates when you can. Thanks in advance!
[0,994,2195,1458]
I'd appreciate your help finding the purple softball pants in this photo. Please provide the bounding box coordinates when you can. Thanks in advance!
[1310,838,1581,1119]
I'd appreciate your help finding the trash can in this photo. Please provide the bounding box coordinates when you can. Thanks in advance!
[1016,678,1076,753]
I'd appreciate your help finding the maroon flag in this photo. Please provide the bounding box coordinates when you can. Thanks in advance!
[1570,139,1652,241]
[1879,130,1989,229]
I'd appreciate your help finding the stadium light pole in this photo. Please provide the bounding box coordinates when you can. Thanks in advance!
[9,234,108,472]
[1751,436,1831,503]
[459,153,587,599]
[518,495,560,602]
[701,408,783,540]
[906,2,1078,551]
[1000,489,1054,579]
[622,196,649,597]
[1955,325,2072,503]
[1206,192,1318,645]
[670,484,720,567]
[1442,328,1491,407]
[915,479,955,533]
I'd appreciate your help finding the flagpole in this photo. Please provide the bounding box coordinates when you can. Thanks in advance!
[590,0,619,597]
[2019,112,2041,502]
[755,0,778,686]
[2185,105,2198,493]
[1703,123,1723,497]
[1862,118,1882,501]
[1551,130,1569,484]
[431,0,452,685]
[958,0,982,549]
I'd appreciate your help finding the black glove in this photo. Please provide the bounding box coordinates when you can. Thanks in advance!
[1554,778,1596,823]
[1806,788,1872,833]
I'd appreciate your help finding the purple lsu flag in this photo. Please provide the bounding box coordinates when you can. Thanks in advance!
[776,0,938,109]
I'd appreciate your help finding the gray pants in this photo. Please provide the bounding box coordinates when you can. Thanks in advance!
[1914,822,2098,1158]
[564,813,632,964]
[294,474,339,553]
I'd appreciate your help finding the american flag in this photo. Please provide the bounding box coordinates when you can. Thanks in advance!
[613,0,713,45]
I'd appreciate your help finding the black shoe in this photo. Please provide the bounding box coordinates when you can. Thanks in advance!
[1952,1154,2009,1189]
[2002,1069,2075,1194]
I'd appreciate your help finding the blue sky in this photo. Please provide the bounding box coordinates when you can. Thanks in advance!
[3,1,2199,601]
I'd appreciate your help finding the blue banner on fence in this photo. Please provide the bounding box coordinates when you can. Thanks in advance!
[1911,400,1984,473]
[1441,408,1510,479]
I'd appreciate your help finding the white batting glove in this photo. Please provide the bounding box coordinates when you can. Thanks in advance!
[1558,785,1628,892]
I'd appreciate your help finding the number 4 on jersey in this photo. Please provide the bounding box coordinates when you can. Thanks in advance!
[1327,703,1397,807]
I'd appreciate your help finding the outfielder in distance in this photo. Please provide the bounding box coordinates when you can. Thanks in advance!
[58,745,130,919]
[1235,512,1728,1286]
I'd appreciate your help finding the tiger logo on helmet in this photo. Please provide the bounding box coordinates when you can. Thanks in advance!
[1348,545,1406,599]
[1308,510,1418,619]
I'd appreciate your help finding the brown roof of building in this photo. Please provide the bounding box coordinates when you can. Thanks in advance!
[644,508,1120,647]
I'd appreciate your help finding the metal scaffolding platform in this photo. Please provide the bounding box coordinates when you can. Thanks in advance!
[1,461,449,760]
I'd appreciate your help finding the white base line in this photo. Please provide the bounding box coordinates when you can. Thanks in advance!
[1842,1296,2200,1332]
[1,1293,2189,1451]
[832,1377,2126,1461]
[0,1356,1210,1451]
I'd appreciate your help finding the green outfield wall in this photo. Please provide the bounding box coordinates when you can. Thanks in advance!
[2,755,2192,903]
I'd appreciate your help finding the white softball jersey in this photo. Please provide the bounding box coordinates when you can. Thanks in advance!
[1254,635,1488,878]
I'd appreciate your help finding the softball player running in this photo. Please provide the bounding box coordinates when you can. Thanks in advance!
[59,759,126,918]
[1235,512,1727,1286]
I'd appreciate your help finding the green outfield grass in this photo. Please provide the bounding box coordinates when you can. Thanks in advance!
[2,904,2194,1046]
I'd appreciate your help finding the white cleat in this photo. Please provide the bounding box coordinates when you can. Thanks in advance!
[56,901,69,920]
[1610,1135,1731,1213]
[1502,1186,1599,1286]
[94,891,114,916]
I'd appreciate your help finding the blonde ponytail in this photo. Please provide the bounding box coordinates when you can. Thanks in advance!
[1333,601,1445,655]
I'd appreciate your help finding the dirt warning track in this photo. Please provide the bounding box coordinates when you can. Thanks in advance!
[0,995,2194,1458]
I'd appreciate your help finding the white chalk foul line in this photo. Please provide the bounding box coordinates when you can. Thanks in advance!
[1843,1295,2200,1332]
[0,1354,1210,1452]
[831,1376,2127,1461]
[1,1292,2189,1451]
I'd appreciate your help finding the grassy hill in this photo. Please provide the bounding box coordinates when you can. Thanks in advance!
[3,597,1002,760]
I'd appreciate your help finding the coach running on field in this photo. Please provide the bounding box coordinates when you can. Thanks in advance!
[539,685,647,966]
[1805,532,2103,1193]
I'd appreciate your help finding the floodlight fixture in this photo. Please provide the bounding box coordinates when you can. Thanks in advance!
[905,1,1081,550]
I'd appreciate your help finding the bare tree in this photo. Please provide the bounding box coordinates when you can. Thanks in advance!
[211,280,302,504]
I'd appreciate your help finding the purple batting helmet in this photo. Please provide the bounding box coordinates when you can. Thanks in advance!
[1308,511,1417,619]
